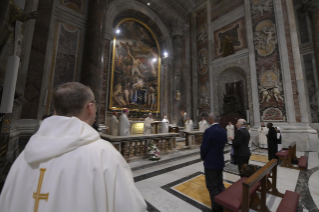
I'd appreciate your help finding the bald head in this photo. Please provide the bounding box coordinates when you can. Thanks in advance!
[52,82,95,117]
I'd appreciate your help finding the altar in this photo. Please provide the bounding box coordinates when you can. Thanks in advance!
[130,121,163,135]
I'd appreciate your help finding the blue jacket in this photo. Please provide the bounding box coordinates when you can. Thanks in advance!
[200,124,227,170]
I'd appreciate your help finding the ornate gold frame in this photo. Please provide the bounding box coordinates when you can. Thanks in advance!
[109,18,161,113]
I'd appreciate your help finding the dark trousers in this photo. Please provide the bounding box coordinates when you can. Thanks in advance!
[234,156,250,176]
[204,168,225,211]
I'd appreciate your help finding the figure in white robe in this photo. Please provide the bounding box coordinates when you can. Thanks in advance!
[247,125,252,147]
[185,117,193,132]
[109,112,119,136]
[0,116,146,212]
[198,117,209,131]
[119,110,131,136]
[144,113,154,135]
[162,116,169,133]
[226,122,235,144]
[258,123,268,148]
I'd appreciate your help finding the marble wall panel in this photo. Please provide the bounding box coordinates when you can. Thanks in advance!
[303,54,319,122]
[250,0,286,122]
[195,7,210,118]
[59,0,85,14]
[21,0,55,119]
[213,18,247,59]
[281,0,301,122]
[100,39,110,124]
[46,22,82,112]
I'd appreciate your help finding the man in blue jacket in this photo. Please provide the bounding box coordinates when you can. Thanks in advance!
[200,112,227,212]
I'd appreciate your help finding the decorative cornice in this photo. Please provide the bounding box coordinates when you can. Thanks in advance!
[171,19,188,37]
[303,0,319,14]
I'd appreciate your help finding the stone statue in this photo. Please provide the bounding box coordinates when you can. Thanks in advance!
[222,36,235,57]
[0,0,38,52]
[251,0,272,19]
[222,93,245,116]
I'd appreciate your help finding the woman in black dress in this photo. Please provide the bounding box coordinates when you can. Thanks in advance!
[267,123,278,161]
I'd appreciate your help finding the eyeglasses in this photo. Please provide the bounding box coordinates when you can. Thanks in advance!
[90,101,99,108]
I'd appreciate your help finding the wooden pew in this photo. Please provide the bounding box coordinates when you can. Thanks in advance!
[215,159,285,212]
[275,142,308,171]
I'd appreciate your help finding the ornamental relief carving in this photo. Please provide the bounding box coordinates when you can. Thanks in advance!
[258,64,284,103]
[197,25,207,45]
[261,107,285,121]
[251,0,272,19]
[253,19,277,57]
[197,48,208,74]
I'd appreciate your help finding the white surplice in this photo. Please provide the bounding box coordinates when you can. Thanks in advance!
[119,113,131,136]
[184,120,193,132]
[109,115,119,136]
[198,120,209,132]
[161,118,169,133]
[0,116,146,212]
[258,127,268,148]
[143,117,154,134]
[226,124,234,144]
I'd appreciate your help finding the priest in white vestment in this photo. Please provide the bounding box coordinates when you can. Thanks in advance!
[198,117,209,131]
[162,116,169,133]
[185,117,193,132]
[109,111,119,136]
[119,109,131,136]
[0,82,146,212]
[226,122,234,144]
[144,113,154,134]
[258,122,268,148]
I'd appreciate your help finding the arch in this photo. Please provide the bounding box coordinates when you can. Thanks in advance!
[105,0,173,54]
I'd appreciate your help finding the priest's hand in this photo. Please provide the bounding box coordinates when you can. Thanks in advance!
[229,137,234,140]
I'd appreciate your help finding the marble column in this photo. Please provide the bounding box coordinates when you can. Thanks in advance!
[171,20,185,126]
[304,0,319,87]
[80,0,106,124]
[162,56,173,122]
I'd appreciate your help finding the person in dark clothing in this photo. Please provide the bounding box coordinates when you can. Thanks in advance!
[267,123,278,161]
[200,112,227,212]
[229,119,251,176]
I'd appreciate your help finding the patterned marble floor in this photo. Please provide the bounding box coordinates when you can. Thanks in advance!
[130,145,319,212]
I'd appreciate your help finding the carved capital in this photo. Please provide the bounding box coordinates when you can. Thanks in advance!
[171,19,187,37]
[162,56,174,65]
[303,0,319,14]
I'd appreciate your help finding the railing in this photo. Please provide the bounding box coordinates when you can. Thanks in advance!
[100,133,179,162]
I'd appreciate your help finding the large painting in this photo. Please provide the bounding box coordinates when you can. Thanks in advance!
[109,18,161,112]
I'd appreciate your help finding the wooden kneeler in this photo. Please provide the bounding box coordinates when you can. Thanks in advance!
[276,142,306,171]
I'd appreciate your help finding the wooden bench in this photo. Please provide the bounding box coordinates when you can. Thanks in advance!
[215,159,299,212]
[275,142,308,171]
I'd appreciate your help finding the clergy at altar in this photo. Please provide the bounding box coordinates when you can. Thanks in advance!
[119,109,131,136]
[109,111,119,136]
[258,122,268,148]
[185,117,193,132]
[226,122,234,144]
[198,117,209,131]
[162,115,169,133]
[0,82,146,212]
[144,113,154,134]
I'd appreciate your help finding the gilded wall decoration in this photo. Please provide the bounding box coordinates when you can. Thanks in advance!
[197,25,207,45]
[214,18,247,59]
[198,83,210,109]
[251,0,272,19]
[261,107,285,122]
[197,48,208,74]
[60,0,84,14]
[109,18,161,113]
[253,19,277,57]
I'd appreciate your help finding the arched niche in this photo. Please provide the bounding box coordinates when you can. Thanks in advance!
[217,66,249,116]
[105,0,173,54]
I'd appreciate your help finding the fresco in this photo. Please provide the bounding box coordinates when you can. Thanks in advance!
[109,18,160,112]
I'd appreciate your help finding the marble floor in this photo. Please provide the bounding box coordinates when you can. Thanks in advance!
[130,145,319,212]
